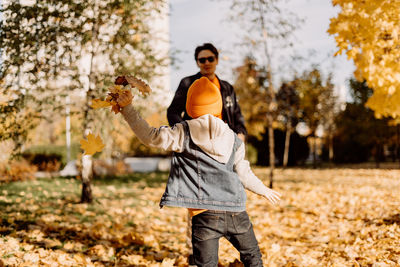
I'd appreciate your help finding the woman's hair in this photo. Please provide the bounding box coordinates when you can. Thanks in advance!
[194,43,219,61]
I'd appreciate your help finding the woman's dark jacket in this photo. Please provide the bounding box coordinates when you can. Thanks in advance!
[167,72,247,136]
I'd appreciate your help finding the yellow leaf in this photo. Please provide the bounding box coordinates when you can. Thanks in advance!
[80,133,105,155]
[91,99,112,109]
[109,85,124,95]
[107,85,130,114]
[73,253,88,264]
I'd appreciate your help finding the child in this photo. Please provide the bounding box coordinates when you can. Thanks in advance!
[117,76,281,266]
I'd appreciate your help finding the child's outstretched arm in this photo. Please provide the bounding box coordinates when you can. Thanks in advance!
[116,90,186,152]
[234,142,281,205]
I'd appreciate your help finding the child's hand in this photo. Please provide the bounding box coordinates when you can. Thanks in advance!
[264,188,281,205]
[116,90,133,108]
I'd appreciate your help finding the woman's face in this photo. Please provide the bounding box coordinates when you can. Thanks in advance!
[196,50,218,76]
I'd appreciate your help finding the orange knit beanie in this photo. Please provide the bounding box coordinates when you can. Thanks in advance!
[186,77,222,119]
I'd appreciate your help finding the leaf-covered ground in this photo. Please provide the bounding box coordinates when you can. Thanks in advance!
[1,167,399,266]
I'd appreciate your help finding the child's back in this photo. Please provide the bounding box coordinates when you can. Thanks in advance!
[160,116,247,212]
[117,76,280,266]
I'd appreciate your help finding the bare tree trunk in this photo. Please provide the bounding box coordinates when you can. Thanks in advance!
[375,143,381,168]
[266,65,276,188]
[328,132,334,164]
[268,116,275,188]
[397,124,400,169]
[66,95,71,163]
[257,1,276,188]
[313,135,317,169]
[81,111,95,203]
[81,154,93,203]
[81,1,99,203]
[283,121,291,168]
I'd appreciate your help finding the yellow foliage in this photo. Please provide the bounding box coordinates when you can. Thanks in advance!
[234,58,268,139]
[328,0,400,118]
[90,99,112,109]
[79,133,105,156]
[0,159,37,182]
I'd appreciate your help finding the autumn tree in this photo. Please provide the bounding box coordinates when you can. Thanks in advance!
[276,82,300,168]
[294,68,335,168]
[328,0,400,118]
[1,0,167,202]
[333,78,394,166]
[318,77,338,164]
[0,1,83,151]
[234,57,269,139]
[76,0,167,203]
[226,0,300,187]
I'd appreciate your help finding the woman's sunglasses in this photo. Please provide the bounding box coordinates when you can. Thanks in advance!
[197,56,215,64]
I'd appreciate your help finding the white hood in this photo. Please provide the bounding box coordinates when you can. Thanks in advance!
[186,114,235,164]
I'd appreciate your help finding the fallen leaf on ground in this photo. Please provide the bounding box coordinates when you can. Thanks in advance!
[161,257,175,267]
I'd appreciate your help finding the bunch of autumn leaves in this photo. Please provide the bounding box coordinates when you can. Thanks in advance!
[80,76,151,156]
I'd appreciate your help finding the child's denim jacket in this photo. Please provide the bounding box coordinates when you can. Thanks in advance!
[159,121,247,212]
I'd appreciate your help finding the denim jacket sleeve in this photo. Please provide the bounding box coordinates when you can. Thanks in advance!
[121,104,185,152]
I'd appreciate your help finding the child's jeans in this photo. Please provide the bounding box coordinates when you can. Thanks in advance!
[191,210,263,267]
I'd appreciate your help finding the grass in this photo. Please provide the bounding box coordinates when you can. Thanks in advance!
[94,171,168,188]
[0,172,168,228]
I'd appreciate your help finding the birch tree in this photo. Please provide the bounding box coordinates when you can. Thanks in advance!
[1,0,84,151]
[1,0,166,202]
[234,57,268,139]
[225,0,300,187]
[276,82,300,168]
[295,68,335,168]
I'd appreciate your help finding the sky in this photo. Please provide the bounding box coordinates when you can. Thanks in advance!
[169,0,355,102]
